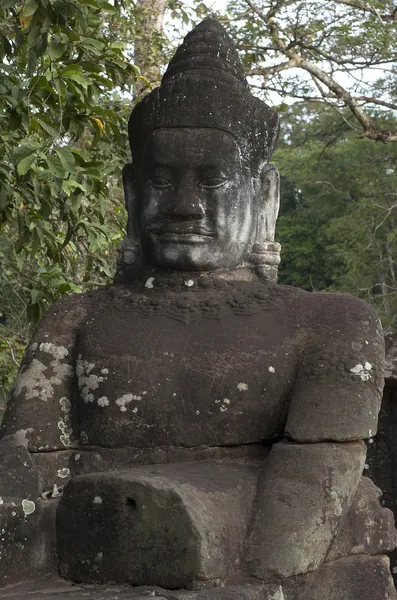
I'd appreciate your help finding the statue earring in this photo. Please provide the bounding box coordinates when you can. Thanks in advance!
[250,164,281,282]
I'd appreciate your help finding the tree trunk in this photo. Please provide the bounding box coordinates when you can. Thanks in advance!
[134,0,166,96]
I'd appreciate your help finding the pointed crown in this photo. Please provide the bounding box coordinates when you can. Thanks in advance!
[128,18,279,172]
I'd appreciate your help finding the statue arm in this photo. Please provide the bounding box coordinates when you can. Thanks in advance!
[245,294,384,581]
[1,294,87,453]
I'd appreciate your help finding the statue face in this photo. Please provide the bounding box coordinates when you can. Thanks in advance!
[136,128,256,271]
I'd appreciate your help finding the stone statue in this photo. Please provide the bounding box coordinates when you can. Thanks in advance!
[1,18,396,600]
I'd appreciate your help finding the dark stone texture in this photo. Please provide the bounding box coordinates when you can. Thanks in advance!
[282,555,397,600]
[0,497,44,587]
[244,441,366,580]
[32,450,75,493]
[2,558,396,600]
[57,462,259,588]
[327,476,397,561]
[0,434,40,498]
[366,374,397,584]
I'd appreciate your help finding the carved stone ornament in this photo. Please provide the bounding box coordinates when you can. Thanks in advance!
[0,17,396,600]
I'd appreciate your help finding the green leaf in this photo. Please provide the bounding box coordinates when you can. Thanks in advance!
[65,73,89,90]
[36,116,58,137]
[61,64,84,75]
[48,41,66,61]
[17,152,36,175]
[20,0,38,17]
[62,179,86,196]
[46,155,66,178]
[55,147,75,174]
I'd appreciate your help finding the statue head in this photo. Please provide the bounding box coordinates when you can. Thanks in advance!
[120,18,281,280]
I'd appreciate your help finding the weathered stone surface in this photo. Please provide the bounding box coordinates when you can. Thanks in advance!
[0,497,41,586]
[0,579,280,600]
[0,434,40,498]
[327,476,397,561]
[57,462,259,588]
[0,294,87,452]
[72,444,268,477]
[244,441,366,580]
[384,332,397,380]
[32,450,75,493]
[283,555,397,600]
[2,558,396,600]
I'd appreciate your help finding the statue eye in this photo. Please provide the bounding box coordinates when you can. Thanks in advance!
[149,176,173,189]
[199,177,228,189]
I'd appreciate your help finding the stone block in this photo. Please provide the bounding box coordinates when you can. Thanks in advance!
[0,497,41,586]
[282,555,397,600]
[0,434,40,499]
[327,476,397,561]
[57,461,259,588]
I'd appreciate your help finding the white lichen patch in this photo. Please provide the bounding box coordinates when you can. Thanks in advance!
[93,496,103,505]
[145,277,155,288]
[74,453,80,461]
[39,342,68,360]
[13,342,73,403]
[116,393,142,412]
[57,468,70,479]
[98,396,109,407]
[101,368,109,375]
[52,484,61,498]
[237,382,248,391]
[223,398,231,405]
[77,359,108,403]
[22,499,35,516]
[269,366,276,373]
[0,498,3,505]
[60,397,71,412]
[184,279,194,287]
[330,490,343,517]
[270,586,285,600]
[14,428,33,448]
[58,417,73,448]
[350,363,372,381]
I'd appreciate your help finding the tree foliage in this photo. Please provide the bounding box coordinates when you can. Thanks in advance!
[0,0,145,405]
[274,105,397,326]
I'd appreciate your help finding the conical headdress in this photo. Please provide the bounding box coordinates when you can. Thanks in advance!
[128,18,279,171]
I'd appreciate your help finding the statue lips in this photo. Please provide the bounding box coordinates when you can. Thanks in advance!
[152,226,215,244]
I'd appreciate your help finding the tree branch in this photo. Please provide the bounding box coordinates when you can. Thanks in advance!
[243,0,397,142]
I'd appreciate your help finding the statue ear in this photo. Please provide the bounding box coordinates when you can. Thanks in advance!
[250,164,281,282]
[258,163,280,243]
[123,163,138,239]
[119,163,141,267]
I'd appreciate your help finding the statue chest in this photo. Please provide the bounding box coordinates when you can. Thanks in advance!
[74,289,300,448]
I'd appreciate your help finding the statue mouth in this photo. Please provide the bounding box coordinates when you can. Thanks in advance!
[152,227,215,244]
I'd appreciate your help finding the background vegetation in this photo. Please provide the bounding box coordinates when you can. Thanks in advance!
[0,0,396,411]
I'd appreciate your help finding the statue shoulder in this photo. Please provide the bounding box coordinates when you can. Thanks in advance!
[31,290,92,346]
[301,290,382,343]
